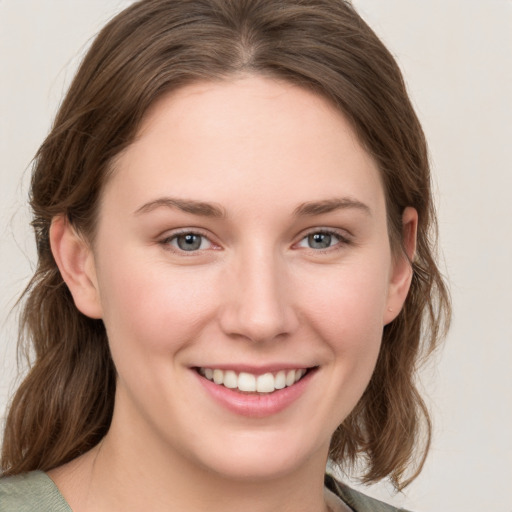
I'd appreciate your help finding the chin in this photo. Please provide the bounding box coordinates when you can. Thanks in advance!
[187,428,327,483]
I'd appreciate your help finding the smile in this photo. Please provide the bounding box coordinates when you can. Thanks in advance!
[197,368,308,393]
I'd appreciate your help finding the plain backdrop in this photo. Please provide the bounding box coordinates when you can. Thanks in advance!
[1,1,511,510]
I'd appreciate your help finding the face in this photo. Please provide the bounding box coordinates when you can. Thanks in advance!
[67,75,413,481]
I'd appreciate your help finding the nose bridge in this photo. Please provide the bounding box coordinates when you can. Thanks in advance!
[220,243,297,342]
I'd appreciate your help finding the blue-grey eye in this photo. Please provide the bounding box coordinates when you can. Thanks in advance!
[308,233,332,249]
[174,233,206,251]
[297,231,341,249]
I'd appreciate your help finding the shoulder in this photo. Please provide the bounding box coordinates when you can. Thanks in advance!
[0,471,71,512]
[325,473,413,512]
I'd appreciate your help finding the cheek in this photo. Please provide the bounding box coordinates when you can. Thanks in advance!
[95,251,218,358]
[299,261,390,349]
[289,262,391,428]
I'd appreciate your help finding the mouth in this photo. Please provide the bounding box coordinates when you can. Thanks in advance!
[195,367,313,394]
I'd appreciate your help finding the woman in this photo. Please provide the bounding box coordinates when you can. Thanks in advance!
[0,0,450,510]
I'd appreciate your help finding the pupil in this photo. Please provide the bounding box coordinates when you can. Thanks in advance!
[309,233,331,249]
[177,234,201,251]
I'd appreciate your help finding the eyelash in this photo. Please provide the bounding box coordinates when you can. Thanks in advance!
[159,228,351,254]
[160,229,217,254]
[295,228,351,252]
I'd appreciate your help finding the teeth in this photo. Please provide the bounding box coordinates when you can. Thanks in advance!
[213,369,223,385]
[199,367,308,393]
[238,372,256,392]
[274,370,286,390]
[256,372,274,393]
[285,369,296,386]
[223,370,238,389]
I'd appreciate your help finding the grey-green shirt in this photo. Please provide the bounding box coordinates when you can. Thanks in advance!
[0,471,411,511]
[0,471,70,511]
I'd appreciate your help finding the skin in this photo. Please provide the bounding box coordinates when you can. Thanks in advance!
[49,75,417,512]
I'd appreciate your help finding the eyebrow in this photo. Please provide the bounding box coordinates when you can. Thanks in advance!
[293,197,372,217]
[134,196,370,219]
[134,197,226,218]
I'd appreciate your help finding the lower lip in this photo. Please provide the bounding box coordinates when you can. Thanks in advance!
[194,370,315,418]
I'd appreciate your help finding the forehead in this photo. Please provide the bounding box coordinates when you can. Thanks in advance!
[106,75,385,218]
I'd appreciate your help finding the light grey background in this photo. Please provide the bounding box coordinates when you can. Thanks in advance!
[1,1,511,510]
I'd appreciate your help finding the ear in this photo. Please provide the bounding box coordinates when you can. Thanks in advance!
[50,216,103,319]
[383,207,418,325]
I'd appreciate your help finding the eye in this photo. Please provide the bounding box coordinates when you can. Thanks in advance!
[165,232,213,252]
[296,230,346,250]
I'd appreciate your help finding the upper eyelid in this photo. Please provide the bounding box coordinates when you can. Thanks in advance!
[160,227,213,240]
[297,227,352,241]
[159,228,219,250]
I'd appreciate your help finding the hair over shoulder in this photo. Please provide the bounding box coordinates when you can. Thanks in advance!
[1,0,450,489]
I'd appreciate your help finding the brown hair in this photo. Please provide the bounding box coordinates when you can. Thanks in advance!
[2,0,450,489]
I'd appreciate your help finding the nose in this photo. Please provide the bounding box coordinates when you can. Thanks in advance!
[218,247,299,343]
